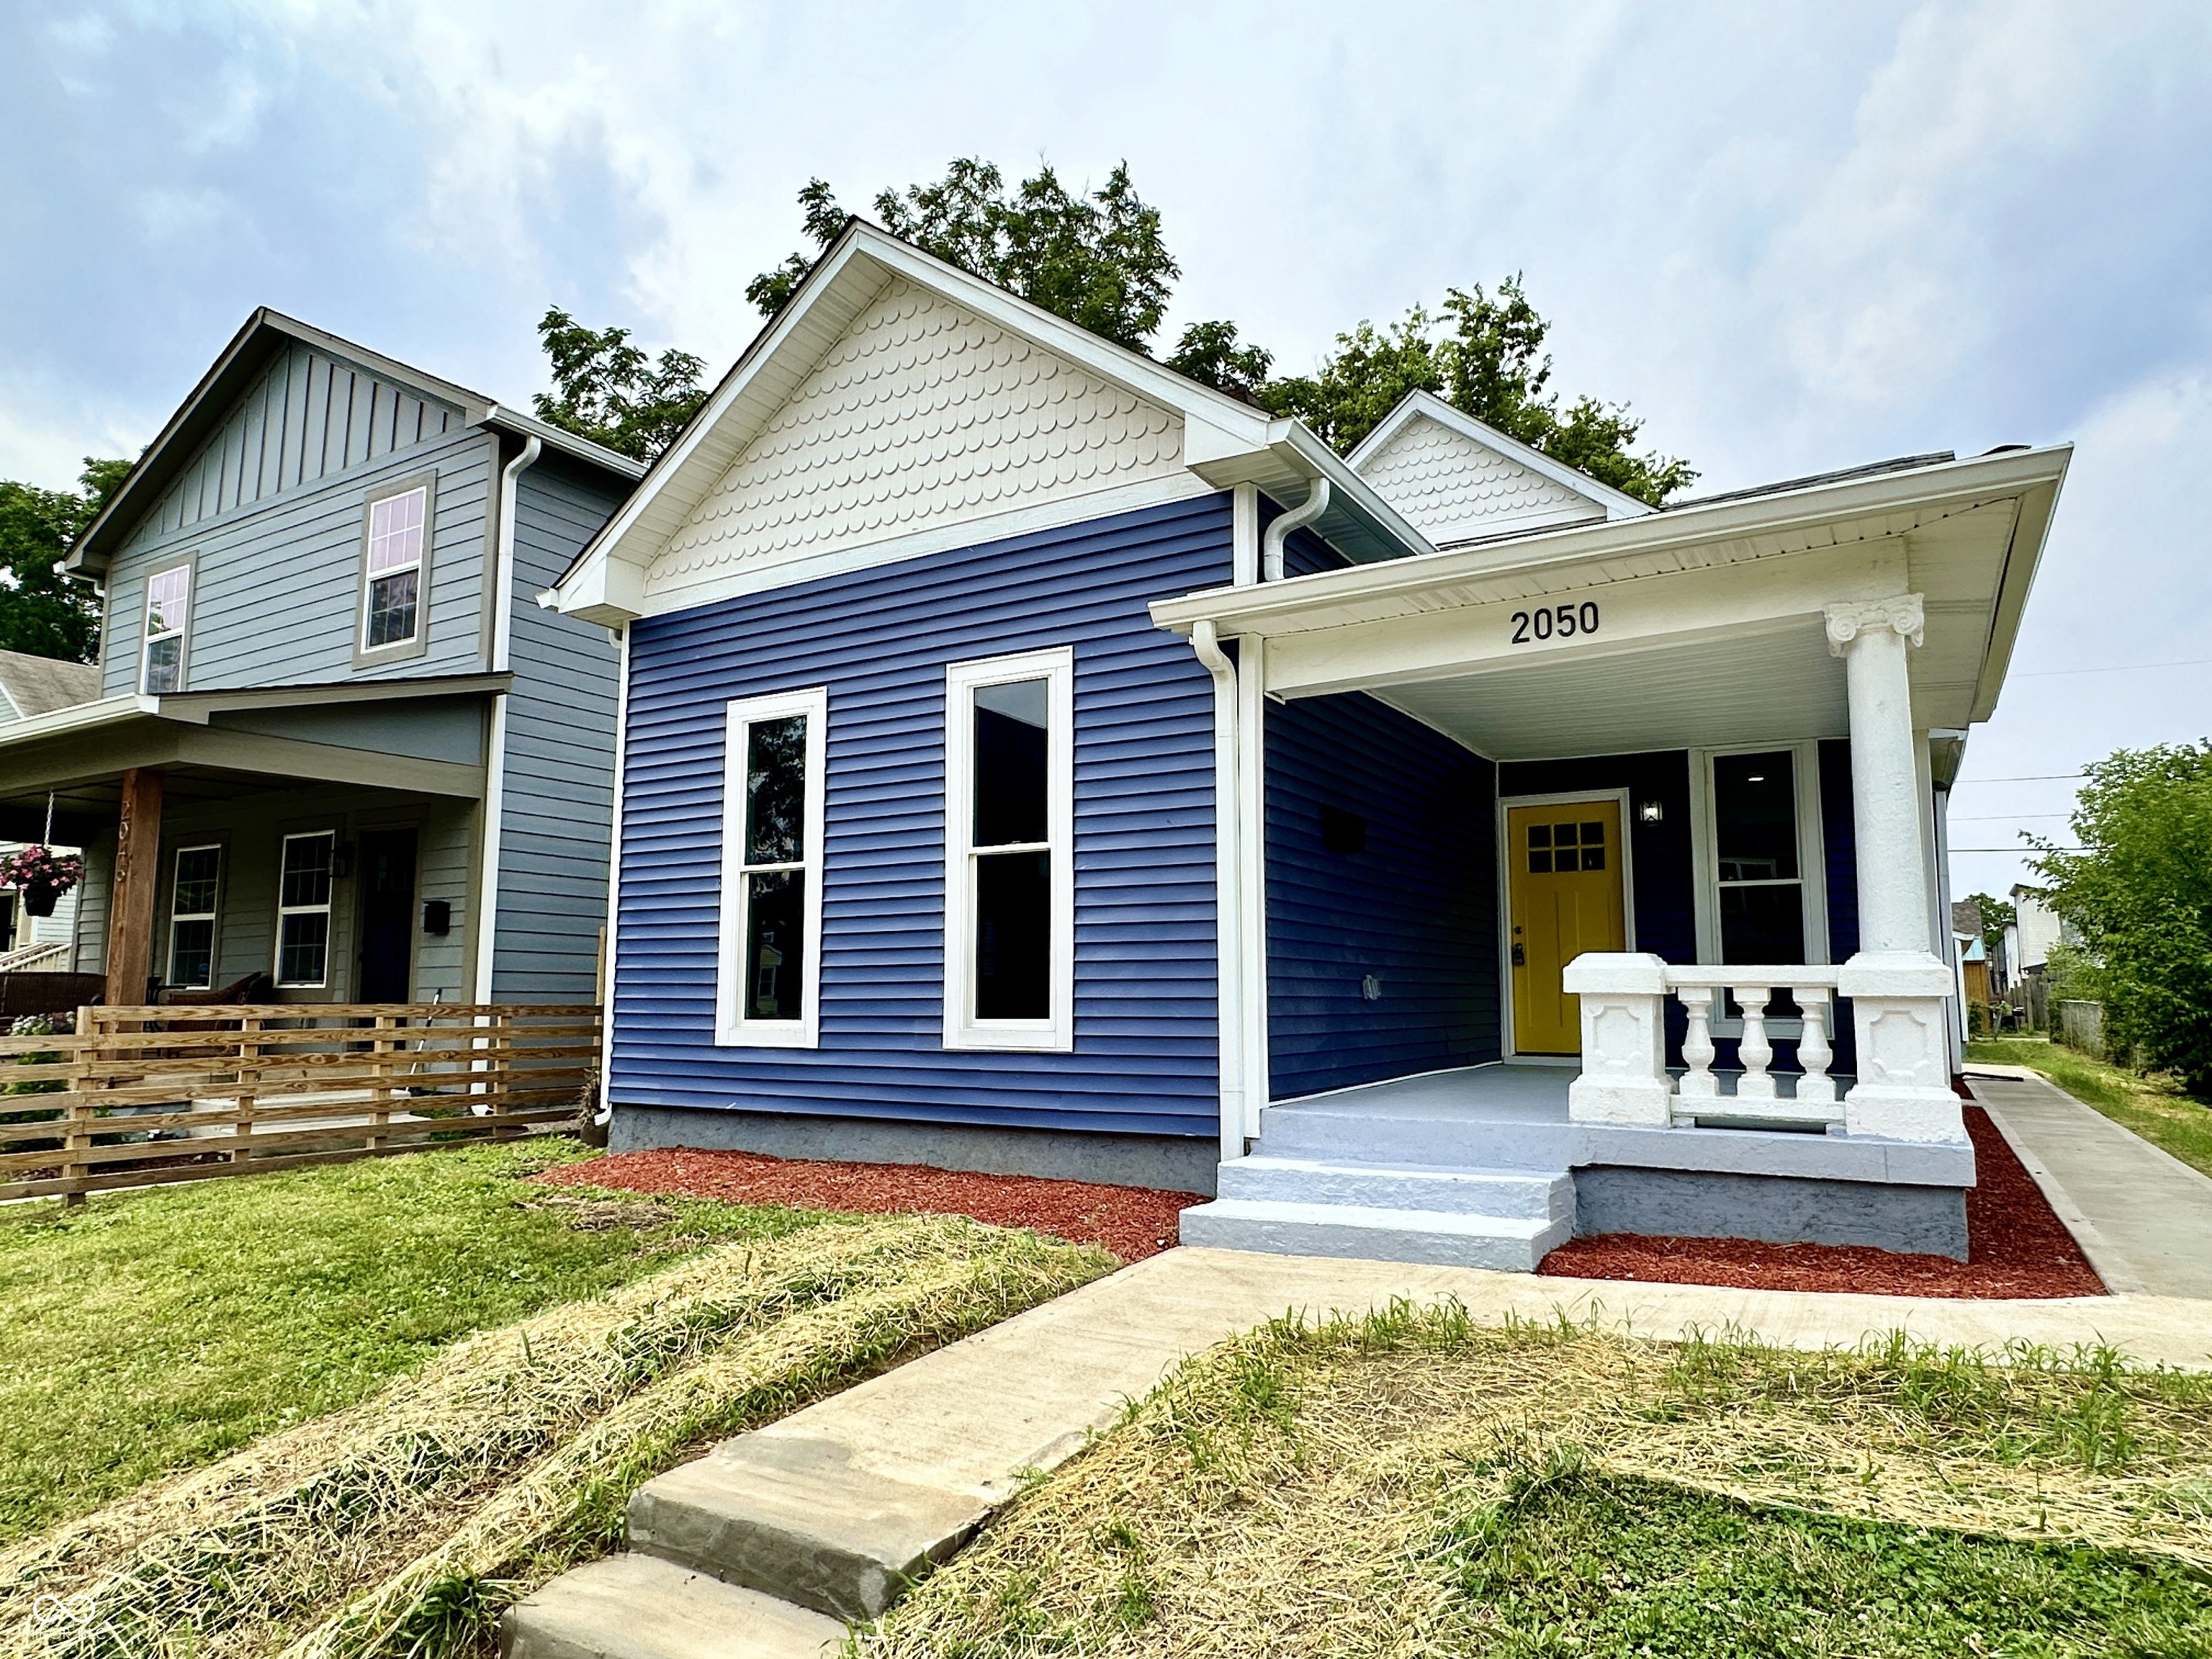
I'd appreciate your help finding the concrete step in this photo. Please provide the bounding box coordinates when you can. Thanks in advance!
[1177,1197,1574,1272]
[1217,1155,1573,1221]
[1254,1104,1578,1172]
[500,1552,842,1659]
[626,1431,991,1623]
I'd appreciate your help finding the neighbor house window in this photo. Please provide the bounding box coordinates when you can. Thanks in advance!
[142,564,191,693]
[1709,749,1817,964]
[275,832,336,987]
[943,648,1074,1052]
[714,688,828,1047]
[361,484,428,651]
[166,845,222,989]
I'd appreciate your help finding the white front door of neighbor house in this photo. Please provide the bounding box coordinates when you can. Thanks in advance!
[1506,799,1627,1055]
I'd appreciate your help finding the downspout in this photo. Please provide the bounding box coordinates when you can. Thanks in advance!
[472,434,541,1004]
[594,619,631,1135]
[1190,619,1243,1162]
[1261,476,1331,583]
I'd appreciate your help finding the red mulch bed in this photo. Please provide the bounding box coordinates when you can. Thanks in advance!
[536,1148,1197,1262]
[1539,1103,2107,1299]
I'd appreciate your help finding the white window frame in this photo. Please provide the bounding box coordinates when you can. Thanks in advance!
[274,830,337,989]
[358,480,432,659]
[715,686,829,1048]
[141,562,192,693]
[943,647,1075,1053]
[1689,740,1830,1035]
[166,842,223,990]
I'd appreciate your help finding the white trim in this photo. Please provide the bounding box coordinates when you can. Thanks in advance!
[1234,635,1269,1115]
[642,473,1213,617]
[140,561,192,694]
[1496,787,1636,1061]
[715,685,830,1048]
[598,622,630,1089]
[472,694,510,1001]
[165,842,222,990]
[274,830,336,989]
[1346,389,1655,522]
[359,483,430,653]
[943,647,1075,1053]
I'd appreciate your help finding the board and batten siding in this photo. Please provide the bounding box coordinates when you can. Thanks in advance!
[102,426,495,696]
[492,456,628,1001]
[1266,691,1500,1098]
[612,493,1231,1139]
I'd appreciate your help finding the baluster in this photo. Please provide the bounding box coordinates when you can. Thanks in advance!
[1676,986,1719,1098]
[1794,988,1835,1103]
[1735,986,1776,1099]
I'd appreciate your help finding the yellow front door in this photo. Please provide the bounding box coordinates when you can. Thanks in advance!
[1508,800,1627,1055]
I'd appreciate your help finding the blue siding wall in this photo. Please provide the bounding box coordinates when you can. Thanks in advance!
[612,493,1231,1138]
[1267,694,1499,1097]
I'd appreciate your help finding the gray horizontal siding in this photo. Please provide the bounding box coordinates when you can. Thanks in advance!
[613,492,1232,1139]
[103,428,495,696]
[492,455,626,1002]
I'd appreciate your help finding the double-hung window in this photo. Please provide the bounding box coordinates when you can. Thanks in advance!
[275,832,336,988]
[1696,745,1830,1027]
[360,482,430,654]
[167,845,222,989]
[943,648,1074,1052]
[142,564,191,693]
[715,688,828,1047]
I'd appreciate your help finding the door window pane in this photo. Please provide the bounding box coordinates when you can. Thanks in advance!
[975,850,1050,1019]
[744,869,804,1020]
[745,715,808,865]
[974,678,1049,846]
[1714,752,1798,880]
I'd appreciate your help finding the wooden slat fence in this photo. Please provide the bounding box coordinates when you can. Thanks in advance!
[0,1003,600,1201]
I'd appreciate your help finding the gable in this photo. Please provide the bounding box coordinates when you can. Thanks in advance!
[130,342,465,547]
[1355,413,1606,545]
[642,276,1187,603]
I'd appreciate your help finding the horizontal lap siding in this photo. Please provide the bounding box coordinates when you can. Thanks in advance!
[613,493,1231,1138]
[495,458,626,1002]
[1267,693,1499,1097]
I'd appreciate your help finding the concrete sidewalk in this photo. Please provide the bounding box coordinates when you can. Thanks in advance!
[1970,1068,2212,1300]
[505,1246,2212,1659]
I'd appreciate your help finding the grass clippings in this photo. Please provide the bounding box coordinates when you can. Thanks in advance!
[855,1303,2212,1658]
[0,1138,812,1545]
[0,1210,1112,1659]
[1971,1036,2212,1179]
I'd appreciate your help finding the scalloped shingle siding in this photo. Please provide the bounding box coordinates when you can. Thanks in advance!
[1359,415,1600,541]
[647,279,1184,595]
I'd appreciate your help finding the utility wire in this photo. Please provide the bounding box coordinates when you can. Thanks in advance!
[2017,657,2212,678]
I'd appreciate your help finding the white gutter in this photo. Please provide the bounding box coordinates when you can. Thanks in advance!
[473,434,541,1003]
[1260,475,1331,583]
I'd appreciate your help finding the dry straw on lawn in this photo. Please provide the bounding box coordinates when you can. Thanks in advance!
[0,1213,1110,1659]
[857,1304,2212,1659]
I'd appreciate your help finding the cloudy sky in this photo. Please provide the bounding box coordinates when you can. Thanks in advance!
[6,0,2208,899]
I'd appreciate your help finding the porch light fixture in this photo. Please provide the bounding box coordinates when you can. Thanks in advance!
[1637,800,1665,823]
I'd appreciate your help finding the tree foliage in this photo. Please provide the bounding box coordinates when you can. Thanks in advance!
[747,158,1179,353]
[0,457,131,664]
[2033,742,2212,1094]
[531,309,709,462]
[1966,891,2015,959]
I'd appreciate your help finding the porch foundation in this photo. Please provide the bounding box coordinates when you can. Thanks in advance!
[1571,1165,1969,1259]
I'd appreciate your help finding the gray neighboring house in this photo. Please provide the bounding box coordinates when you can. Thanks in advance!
[0,310,643,1007]
[0,651,102,960]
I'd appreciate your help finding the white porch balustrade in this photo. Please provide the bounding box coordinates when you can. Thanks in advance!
[1563,951,1966,1143]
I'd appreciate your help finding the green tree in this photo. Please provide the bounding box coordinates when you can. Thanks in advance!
[0,457,131,663]
[1967,891,2015,958]
[747,158,1180,352]
[2032,742,2212,1094]
[531,309,708,462]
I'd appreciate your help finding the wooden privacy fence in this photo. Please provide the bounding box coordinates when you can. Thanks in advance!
[0,1002,600,1201]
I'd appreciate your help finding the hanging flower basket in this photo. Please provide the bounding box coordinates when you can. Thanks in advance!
[1,846,83,918]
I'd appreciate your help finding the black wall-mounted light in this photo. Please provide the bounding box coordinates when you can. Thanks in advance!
[422,899,451,936]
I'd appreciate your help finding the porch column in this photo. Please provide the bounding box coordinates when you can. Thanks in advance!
[1823,595,1963,1143]
[105,767,164,1009]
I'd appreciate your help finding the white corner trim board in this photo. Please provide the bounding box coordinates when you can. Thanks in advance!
[943,647,1076,1053]
[715,685,830,1049]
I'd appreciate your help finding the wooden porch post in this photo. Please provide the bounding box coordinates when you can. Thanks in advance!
[105,768,165,1009]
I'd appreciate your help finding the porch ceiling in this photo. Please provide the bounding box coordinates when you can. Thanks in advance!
[1376,618,1848,761]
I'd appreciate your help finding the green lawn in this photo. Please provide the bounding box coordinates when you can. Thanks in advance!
[1969,1035,2212,1179]
[0,1138,816,1544]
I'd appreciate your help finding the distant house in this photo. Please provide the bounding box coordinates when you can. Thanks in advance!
[545,220,2070,1267]
[0,311,642,1007]
[0,651,100,963]
[2010,884,2069,973]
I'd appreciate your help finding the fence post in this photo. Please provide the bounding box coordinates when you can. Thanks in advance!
[367,1012,395,1150]
[232,1013,261,1164]
[60,1004,96,1206]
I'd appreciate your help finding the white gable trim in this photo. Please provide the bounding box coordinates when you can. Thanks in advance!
[1348,390,1654,528]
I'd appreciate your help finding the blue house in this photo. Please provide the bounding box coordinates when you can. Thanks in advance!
[0,310,640,1010]
[550,222,2070,1268]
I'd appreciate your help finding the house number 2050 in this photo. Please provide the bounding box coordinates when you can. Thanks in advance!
[1511,602,1600,644]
